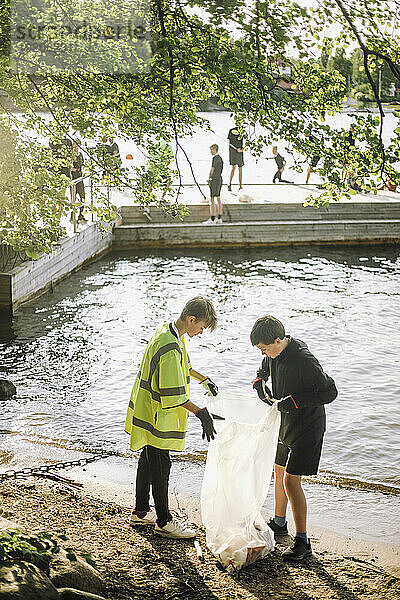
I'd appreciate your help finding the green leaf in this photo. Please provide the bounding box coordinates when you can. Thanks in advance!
[25,248,41,260]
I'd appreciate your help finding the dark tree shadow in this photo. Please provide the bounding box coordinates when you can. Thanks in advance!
[114,525,367,600]
[235,551,364,600]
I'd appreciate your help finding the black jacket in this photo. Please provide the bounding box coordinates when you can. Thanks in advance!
[257,336,337,446]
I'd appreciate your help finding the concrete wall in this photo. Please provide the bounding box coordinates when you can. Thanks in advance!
[0,222,112,313]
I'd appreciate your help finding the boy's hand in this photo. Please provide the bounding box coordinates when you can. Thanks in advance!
[253,378,273,404]
[195,408,217,441]
[200,376,218,397]
[277,394,298,412]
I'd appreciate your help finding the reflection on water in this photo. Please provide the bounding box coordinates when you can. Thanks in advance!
[0,312,15,346]
[0,245,399,498]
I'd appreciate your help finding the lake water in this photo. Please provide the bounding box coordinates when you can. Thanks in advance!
[1,245,399,543]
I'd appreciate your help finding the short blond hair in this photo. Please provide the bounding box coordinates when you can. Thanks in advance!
[180,297,217,331]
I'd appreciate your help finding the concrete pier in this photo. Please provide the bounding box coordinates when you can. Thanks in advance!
[0,222,112,313]
[1,196,399,313]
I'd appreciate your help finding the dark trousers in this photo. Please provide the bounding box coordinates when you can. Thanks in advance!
[273,169,291,183]
[135,445,172,527]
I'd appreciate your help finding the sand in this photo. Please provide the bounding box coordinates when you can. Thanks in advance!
[0,478,399,600]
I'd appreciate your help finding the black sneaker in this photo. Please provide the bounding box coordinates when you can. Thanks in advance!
[282,536,312,562]
[267,517,288,537]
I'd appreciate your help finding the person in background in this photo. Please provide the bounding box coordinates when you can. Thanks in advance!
[270,146,292,183]
[305,132,321,184]
[342,124,362,191]
[228,127,244,191]
[70,139,87,223]
[341,124,355,181]
[97,136,111,184]
[251,315,337,562]
[203,144,223,225]
[108,137,121,167]
[49,136,72,179]
[345,123,355,149]
[125,297,218,539]
[107,136,122,185]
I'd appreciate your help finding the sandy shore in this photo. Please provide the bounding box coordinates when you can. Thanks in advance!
[1,478,399,600]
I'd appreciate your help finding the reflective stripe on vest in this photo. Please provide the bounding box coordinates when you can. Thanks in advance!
[132,416,186,440]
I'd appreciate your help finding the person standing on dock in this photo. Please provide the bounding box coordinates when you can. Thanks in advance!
[228,127,244,191]
[251,315,337,562]
[125,297,218,539]
[203,144,223,225]
[270,146,292,183]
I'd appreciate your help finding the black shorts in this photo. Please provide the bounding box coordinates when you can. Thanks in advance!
[275,437,324,476]
[229,147,244,167]
[209,178,222,197]
[311,156,320,168]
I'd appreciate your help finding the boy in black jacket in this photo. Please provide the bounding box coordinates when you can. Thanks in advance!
[251,315,337,562]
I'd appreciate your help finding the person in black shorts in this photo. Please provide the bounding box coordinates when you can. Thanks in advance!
[251,315,337,562]
[228,127,244,191]
[203,144,223,225]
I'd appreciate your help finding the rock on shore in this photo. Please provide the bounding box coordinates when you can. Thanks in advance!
[0,380,16,400]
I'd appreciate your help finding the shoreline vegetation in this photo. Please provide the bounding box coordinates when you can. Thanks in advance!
[1,480,399,600]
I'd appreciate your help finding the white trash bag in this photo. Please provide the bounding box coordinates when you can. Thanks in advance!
[201,391,281,571]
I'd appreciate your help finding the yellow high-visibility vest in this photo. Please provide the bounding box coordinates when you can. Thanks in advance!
[125,323,191,452]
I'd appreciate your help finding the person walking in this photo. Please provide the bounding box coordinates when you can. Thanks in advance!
[270,146,292,183]
[203,144,223,225]
[125,297,218,539]
[228,127,244,191]
[251,315,337,562]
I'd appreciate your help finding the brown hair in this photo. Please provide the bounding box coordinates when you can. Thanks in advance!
[210,144,219,152]
[180,297,217,331]
[250,315,285,345]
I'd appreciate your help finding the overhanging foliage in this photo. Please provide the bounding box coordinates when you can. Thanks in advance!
[0,0,399,255]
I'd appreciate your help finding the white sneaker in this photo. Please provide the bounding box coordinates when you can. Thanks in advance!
[130,508,157,526]
[202,218,216,225]
[143,207,152,221]
[216,217,223,224]
[154,518,196,539]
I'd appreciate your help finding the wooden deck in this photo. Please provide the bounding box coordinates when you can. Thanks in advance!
[114,202,400,248]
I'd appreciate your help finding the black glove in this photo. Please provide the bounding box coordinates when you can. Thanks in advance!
[195,407,217,442]
[253,378,274,405]
[200,376,218,397]
[277,394,298,413]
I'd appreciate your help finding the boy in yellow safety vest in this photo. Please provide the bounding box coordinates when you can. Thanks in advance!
[125,296,218,539]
